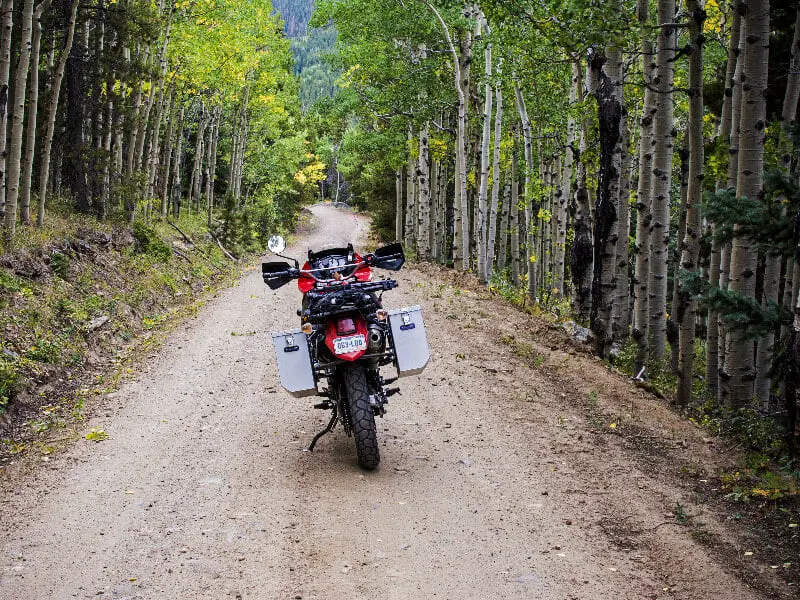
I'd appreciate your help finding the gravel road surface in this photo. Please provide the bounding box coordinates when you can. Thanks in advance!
[0,204,766,599]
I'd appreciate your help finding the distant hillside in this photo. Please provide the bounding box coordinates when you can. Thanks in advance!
[273,0,314,37]
[273,0,337,109]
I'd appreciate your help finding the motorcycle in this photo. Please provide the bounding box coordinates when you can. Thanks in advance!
[262,236,429,470]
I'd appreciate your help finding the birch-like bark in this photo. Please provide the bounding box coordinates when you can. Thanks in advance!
[676,1,706,406]
[147,84,172,203]
[718,14,746,395]
[0,0,13,218]
[633,15,656,374]
[613,104,632,341]
[670,139,690,375]
[417,124,432,261]
[206,105,220,226]
[486,84,503,282]
[781,11,800,345]
[19,0,53,224]
[424,0,470,270]
[588,46,623,358]
[126,64,145,175]
[514,81,535,299]
[556,63,578,298]
[3,0,35,241]
[707,2,742,398]
[233,85,249,204]
[160,93,177,216]
[510,125,521,285]
[756,8,800,403]
[572,61,593,322]
[722,0,769,408]
[170,106,185,219]
[404,128,416,251]
[498,177,510,273]
[191,103,208,213]
[647,0,677,361]
[395,169,403,241]
[477,27,492,283]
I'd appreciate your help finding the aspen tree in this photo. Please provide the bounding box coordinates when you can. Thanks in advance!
[510,125,521,285]
[0,0,13,218]
[721,0,770,408]
[486,84,503,281]
[707,2,742,398]
[19,0,53,224]
[648,0,678,361]
[3,0,35,241]
[417,123,432,260]
[676,1,707,406]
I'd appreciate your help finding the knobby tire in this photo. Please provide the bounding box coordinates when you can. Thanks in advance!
[343,365,380,470]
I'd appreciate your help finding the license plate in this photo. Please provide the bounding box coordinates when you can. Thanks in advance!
[333,334,367,355]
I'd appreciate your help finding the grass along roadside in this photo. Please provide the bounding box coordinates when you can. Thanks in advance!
[0,209,250,468]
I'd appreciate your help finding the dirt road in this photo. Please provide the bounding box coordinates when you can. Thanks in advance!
[0,205,771,599]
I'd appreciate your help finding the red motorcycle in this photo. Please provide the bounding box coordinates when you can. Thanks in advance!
[262,237,429,470]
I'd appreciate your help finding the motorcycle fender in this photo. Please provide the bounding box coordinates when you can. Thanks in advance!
[388,306,430,377]
[324,316,369,362]
[271,329,317,398]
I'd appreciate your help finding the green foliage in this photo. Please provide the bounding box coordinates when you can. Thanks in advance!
[85,428,110,442]
[0,355,19,412]
[50,252,69,279]
[720,456,799,503]
[132,223,172,263]
[679,269,791,341]
[704,184,796,258]
[25,336,62,364]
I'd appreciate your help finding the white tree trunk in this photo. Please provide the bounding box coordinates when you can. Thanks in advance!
[510,125,521,285]
[707,3,742,398]
[722,0,769,408]
[417,124,432,260]
[676,1,706,406]
[0,0,14,218]
[3,0,35,241]
[160,91,177,216]
[477,30,492,283]
[395,168,403,241]
[19,0,53,224]
[514,81,535,299]
[486,84,503,281]
[647,0,677,360]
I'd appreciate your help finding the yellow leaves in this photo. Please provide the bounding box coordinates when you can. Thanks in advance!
[294,159,327,187]
[85,428,110,442]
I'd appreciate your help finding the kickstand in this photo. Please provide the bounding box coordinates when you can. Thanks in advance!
[309,407,338,452]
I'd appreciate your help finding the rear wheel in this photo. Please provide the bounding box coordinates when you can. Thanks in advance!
[342,365,380,470]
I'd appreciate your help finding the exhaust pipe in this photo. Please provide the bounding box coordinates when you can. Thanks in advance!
[367,326,385,352]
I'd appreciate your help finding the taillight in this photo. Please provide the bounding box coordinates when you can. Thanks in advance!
[336,318,356,335]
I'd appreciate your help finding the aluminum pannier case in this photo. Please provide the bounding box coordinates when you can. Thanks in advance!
[271,329,317,398]
[388,305,430,377]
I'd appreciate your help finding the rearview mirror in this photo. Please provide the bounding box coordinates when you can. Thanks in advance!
[268,235,286,255]
[372,243,405,271]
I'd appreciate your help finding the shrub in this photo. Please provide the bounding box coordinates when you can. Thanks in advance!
[132,222,172,262]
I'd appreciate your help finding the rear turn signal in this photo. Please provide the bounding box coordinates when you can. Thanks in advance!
[301,323,313,335]
[376,309,388,321]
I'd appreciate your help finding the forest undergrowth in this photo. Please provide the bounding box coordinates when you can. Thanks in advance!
[0,202,263,467]
[411,259,800,593]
